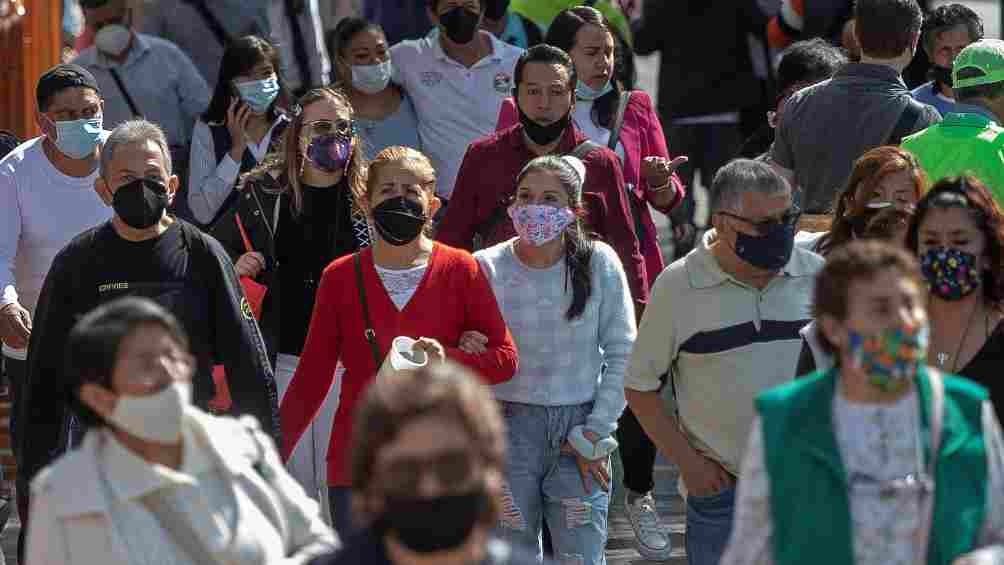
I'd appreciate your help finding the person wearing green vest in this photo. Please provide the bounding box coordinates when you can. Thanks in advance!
[721,239,1004,565]
[902,40,1004,205]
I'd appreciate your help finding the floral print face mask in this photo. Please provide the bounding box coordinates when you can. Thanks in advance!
[847,324,929,392]
[508,205,576,246]
[921,247,981,301]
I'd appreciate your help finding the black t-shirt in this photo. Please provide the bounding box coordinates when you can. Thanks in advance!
[959,320,1004,422]
[21,219,277,480]
[312,529,546,565]
[275,183,359,355]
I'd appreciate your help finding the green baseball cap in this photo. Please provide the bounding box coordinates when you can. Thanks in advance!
[954,39,1004,89]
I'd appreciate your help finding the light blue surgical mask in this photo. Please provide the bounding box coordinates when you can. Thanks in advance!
[350,60,394,95]
[50,115,103,159]
[234,75,280,114]
[576,79,612,101]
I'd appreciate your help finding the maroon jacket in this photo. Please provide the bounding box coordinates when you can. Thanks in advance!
[437,123,649,307]
[496,91,685,285]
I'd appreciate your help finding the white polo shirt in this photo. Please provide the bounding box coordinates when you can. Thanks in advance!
[391,29,523,199]
[626,229,823,481]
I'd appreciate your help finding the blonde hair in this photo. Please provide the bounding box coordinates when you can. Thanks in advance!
[359,146,437,204]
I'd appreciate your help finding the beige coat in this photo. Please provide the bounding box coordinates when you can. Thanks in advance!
[25,409,339,565]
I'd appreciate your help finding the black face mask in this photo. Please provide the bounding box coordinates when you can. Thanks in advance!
[112,178,169,229]
[928,64,954,88]
[379,490,488,554]
[733,221,796,271]
[440,6,480,44]
[372,196,427,246]
[516,101,571,146]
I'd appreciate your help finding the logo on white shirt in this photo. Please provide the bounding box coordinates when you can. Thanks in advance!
[493,72,512,95]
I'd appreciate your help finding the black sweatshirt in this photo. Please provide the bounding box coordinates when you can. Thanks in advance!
[19,219,278,482]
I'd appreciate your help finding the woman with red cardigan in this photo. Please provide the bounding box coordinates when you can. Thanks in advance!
[495,7,687,561]
[279,146,518,535]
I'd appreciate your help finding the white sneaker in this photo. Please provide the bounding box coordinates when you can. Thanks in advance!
[624,491,673,561]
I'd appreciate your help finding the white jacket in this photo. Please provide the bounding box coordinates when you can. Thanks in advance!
[26,409,339,565]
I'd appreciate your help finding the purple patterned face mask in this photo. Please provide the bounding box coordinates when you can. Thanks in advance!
[508,204,576,246]
[305,134,352,173]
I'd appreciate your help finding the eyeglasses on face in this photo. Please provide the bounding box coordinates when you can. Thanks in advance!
[301,119,355,141]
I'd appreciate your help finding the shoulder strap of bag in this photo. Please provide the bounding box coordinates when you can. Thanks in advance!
[887,99,924,145]
[354,253,383,367]
[608,91,631,151]
[177,0,231,47]
[108,68,143,118]
[234,212,255,254]
[139,492,222,565]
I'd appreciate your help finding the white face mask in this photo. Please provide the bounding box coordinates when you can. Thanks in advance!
[95,23,132,57]
[106,381,191,444]
[350,60,393,94]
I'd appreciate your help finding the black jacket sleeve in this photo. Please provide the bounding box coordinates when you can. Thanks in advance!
[200,230,281,441]
[795,338,817,379]
[19,241,87,482]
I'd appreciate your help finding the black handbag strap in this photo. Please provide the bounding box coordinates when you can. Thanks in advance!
[108,67,143,118]
[178,0,231,47]
[608,91,631,151]
[354,253,383,367]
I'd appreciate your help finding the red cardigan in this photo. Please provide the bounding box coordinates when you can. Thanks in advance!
[279,243,518,485]
[496,91,685,285]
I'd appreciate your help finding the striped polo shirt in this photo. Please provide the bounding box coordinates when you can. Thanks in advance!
[626,229,823,481]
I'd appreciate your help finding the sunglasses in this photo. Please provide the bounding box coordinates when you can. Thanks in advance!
[376,449,478,497]
[717,206,802,235]
[301,119,355,141]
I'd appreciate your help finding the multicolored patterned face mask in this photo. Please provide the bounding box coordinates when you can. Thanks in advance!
[847,324,928,392]
[508,205,576,246]
[921,247,981,301]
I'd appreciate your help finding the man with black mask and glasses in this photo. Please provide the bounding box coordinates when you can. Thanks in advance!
[626,159,823,565]
[439,44,648,316]
[19,120,278,527]
[389,0,523,207]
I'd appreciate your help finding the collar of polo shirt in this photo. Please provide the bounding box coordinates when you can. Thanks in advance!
[429,28,505,65]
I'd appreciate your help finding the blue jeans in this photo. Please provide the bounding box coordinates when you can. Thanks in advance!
[328,486,359,538]
[685,485,736,565]
[496,401,609,565]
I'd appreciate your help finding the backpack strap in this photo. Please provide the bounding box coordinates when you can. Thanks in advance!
[608,91,631,151]
[887,99,925,145]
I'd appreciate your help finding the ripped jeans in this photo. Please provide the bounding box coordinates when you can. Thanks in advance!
[497,401,609,565]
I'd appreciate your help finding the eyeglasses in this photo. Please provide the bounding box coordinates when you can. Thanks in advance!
[377,449,478,497]
[301,119,355,141]
[717,206,802,235]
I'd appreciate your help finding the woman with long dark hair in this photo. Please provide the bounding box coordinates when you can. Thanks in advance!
[187,35,290,227]
[211,86,371,514]
[907,175,1004,418]
[327,17,420,160]
[473,155,635,564]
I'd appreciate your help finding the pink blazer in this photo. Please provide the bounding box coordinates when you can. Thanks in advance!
[496,90,685,283]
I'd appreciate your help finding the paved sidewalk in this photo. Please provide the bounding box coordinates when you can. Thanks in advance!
[607,458,686,565]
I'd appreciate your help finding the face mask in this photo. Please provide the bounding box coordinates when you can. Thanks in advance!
[576,79,613,101]
[112,178,170,229]
[235,75,280,114]
[106,381,192,444]
[50,116,103,159]
[380,490,488,553]
[351,60,393,94]
[732,220,796,271]
[509,204,576,246]
[305,134,352,173]
[517,102,571,146]
[922,247,981,301]
[372,196,427,246]
[929,64,954,88]
[440,6,480,44]
[95,23,132,56]
[848,325,928,392]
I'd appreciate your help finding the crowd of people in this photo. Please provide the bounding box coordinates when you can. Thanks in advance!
[4,0,1004,564]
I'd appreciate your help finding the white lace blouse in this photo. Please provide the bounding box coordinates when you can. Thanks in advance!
[375,263,428,311]
[721,387,1004,565]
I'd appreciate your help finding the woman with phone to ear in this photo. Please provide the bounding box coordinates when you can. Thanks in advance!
[187,35,290,227]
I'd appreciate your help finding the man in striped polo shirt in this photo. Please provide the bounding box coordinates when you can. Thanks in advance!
[625,159,823,565]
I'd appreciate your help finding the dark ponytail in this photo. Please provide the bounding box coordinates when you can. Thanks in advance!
[564,218,594,320]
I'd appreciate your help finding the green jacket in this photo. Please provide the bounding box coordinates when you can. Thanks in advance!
[756,367,988,565]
